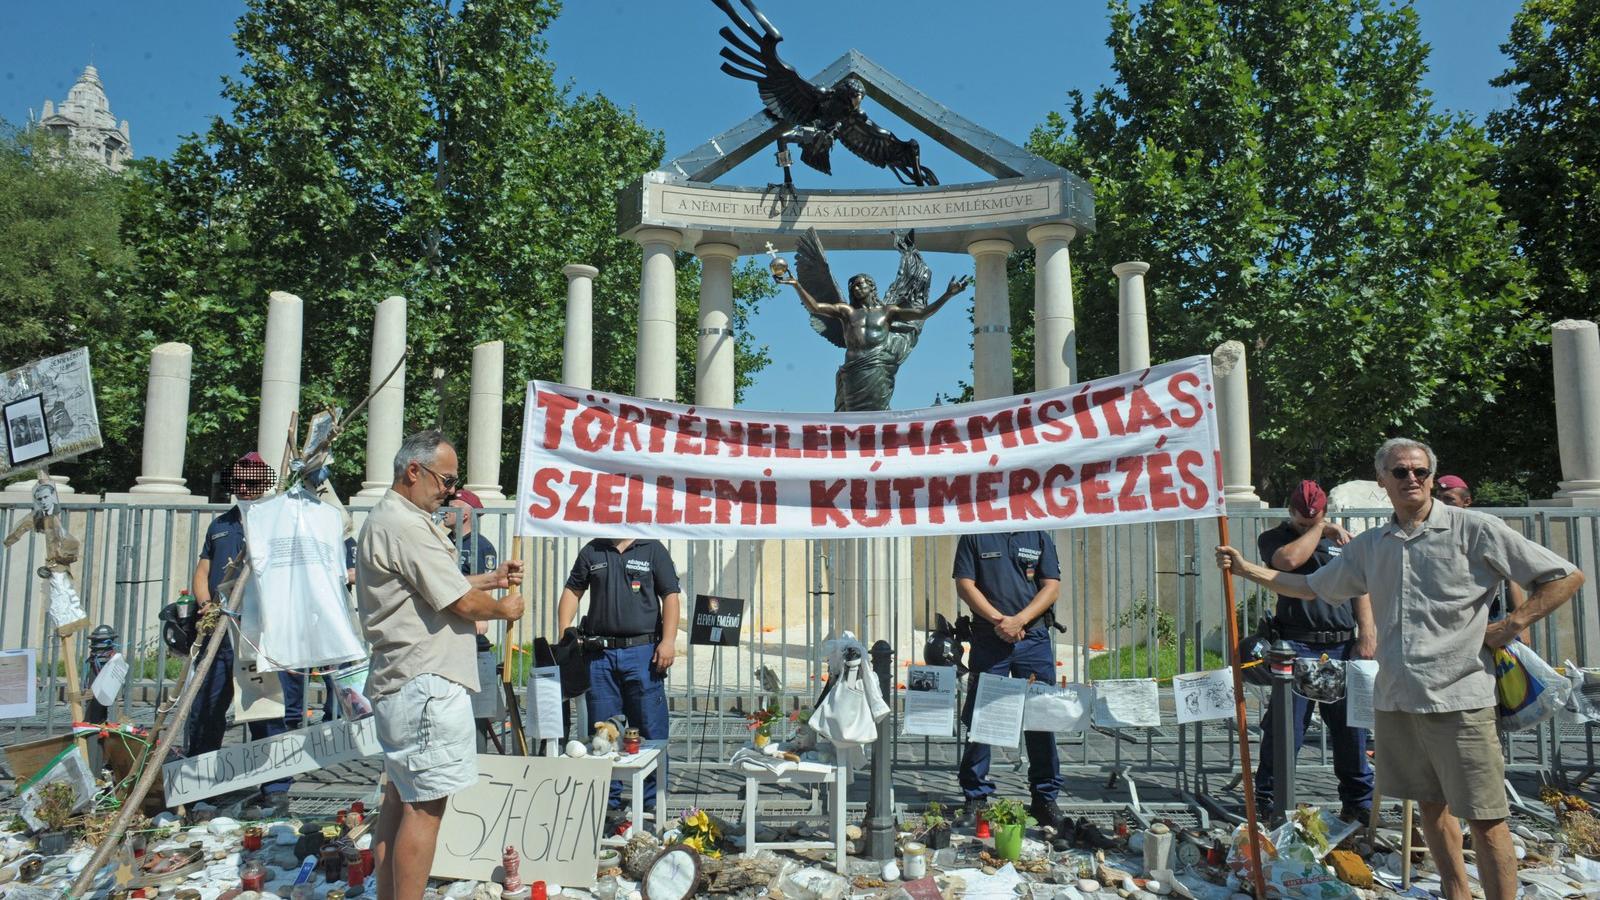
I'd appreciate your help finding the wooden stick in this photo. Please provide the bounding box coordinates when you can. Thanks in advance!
[502,537,530,755]
[1400,799,1414,889]
[1367,786,1383,844]
[1217,514,1270,900]
[66,597,236,898]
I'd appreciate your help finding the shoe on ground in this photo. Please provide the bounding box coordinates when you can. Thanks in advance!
[1339,805,1372,822]
[1075,816,1117,850]
[1029,797,1063,833]
[959,797,989,827]
[1049,816,1079,851]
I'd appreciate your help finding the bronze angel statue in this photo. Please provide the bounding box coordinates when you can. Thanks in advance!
[710,0,938,190]
[777,228,971,412]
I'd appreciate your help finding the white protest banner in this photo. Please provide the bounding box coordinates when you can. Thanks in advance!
[162,715,379,805]
[433,754,613,884]
[516,357,1223,539]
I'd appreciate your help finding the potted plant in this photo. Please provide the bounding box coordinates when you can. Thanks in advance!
[34,782,77,854]
[747,701,781,748]
[982,798,1035,862]
[921,802,950,849]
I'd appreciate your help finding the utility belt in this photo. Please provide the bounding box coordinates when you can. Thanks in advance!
[1271,624,1356,645]
[589,632,657,650]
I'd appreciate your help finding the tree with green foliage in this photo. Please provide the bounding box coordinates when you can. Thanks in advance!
[1021,0,1541,498]
[122,0,771,496]
[0,124,143,491]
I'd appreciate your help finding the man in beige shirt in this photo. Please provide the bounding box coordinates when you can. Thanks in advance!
[357,430,524,899]
[1217,438,1585,900]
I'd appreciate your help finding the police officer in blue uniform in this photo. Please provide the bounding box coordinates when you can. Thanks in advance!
[443,489,498,577]
[953,530,1065,839]
[557,538,681,820]
[187,452,303,803]
[1253,480,1375,820]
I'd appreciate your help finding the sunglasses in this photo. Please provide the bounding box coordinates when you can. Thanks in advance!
[1389,466,1432,482]
[418,462,460,492]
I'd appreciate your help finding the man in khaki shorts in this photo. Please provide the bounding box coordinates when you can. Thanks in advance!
[357,430,525,898]
[1216,437,1584,900]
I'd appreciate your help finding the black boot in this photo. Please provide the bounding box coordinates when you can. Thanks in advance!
[1029,797,1063,833]
[1075,816,1117,850]
[1050,815,1079,851]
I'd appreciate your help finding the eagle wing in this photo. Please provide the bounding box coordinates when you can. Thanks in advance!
[711,0,825,126]
[796,228,848,349]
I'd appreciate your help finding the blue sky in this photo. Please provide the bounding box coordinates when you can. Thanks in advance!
[1,1,1523,413]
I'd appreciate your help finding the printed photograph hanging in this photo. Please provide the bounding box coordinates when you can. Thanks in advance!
[4,394,50,467]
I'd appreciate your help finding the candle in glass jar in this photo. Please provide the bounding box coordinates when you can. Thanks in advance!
[240,860,267,891]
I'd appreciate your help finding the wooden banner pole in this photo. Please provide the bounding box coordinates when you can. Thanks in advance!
[502,536,530,755]
[1218,513,1270,898]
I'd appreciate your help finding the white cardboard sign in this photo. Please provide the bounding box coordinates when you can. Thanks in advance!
[432,754,614,885]
[162,715,379,805]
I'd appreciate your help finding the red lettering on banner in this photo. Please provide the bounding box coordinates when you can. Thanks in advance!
[881,421,927,456]
[1080,461,1115,514]
[537,391,578,449]
[625,474,650,522]
[891,477,926,525]
[850,479,893,527]
[573,405,613,452]
[683,478,713,524]
[1037,399,1073,442]
[1123,388,1173,434]
[1147,452,1180,510]
[759,480,778,524]
[742,421,768,457]
[811,480,848,527]
[927,419,968,455]
[713,479,761,525]
[613,404,646,452]
[645,408,673,453]
[528,467,562,518]
[563,471,593,522]
[1115,456,1148,512]
[773,424,801,459]
[1016,400,1040,446]
[702,417,737,457]
[655,476,683,525]
[803,424,830,459]
[1178,450,1209,509]
[1091,388,1128,436]
[1168,373,1204,427]
[1071,393,1099,440]
[1008,468,1045,520]
[1042,464,1078,517]
[675,415,704,455]
[965,411,1016,452]
[831,424,876,458]
[928,475,974,523]
[593,472,624,524]
[974,471,1006,522]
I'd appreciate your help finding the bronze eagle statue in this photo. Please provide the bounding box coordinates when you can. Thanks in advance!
[710,0,939,189]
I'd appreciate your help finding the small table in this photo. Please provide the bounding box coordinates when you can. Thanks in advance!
[604,741,668,842]
[742,761,848,873]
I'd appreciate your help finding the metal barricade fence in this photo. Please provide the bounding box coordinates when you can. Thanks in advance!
[4,498,1597,793]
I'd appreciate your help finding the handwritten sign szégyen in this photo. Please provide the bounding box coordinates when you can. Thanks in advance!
[162,716,379,805]
[433,754,614,885]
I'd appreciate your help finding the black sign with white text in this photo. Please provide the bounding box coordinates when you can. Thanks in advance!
[690,593,745,647]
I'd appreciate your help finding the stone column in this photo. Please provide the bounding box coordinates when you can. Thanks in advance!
[358,295,408,497]
[464,340,505,500]
[257,291,303,466]
[1213,340,1264,507]
[1028,224,1078,390]
[968,238,1015,400]
[1114,261,1152,372]
[635,228,681,402]
[694,242,740,408]
[130,343,195,494]
[1552,319,1600,505]
[562,264,598,389]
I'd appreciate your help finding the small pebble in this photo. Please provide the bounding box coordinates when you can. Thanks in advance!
[1121,877,1138,893]
[565,740,587,757]
[1515,846,1527,859]
[981,865,997,875]
[882,860,900,881]
[846,825,863,841]
[1078,879,1101,893]
[1146,880,1164,895]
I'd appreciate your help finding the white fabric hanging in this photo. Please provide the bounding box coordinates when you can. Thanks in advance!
[242,492,365,671]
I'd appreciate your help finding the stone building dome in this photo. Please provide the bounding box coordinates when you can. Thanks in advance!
[35,65,132,172]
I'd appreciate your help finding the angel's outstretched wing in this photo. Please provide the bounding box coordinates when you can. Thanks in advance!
[711,0,824,126]
[796,228,848,349]
[884,230,932,336]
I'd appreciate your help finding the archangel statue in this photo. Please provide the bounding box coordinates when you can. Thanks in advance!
[776,228,971,412]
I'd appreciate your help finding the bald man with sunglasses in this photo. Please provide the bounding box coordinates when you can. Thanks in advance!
[1216,438,1585,900]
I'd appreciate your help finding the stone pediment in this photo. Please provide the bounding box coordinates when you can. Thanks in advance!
[617,49,1093,254]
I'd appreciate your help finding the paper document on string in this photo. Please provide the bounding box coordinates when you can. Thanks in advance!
[969,673,1026,747]
[1346,660,1378,729]
[902,666,958,737]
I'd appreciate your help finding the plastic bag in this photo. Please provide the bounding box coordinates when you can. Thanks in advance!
[1228,817,1356,899]
[1492,640,1570,732]
[243,493,365,671]
[1560,659,1600,725]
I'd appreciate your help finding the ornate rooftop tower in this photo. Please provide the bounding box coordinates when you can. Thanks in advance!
[34,65,132,172]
